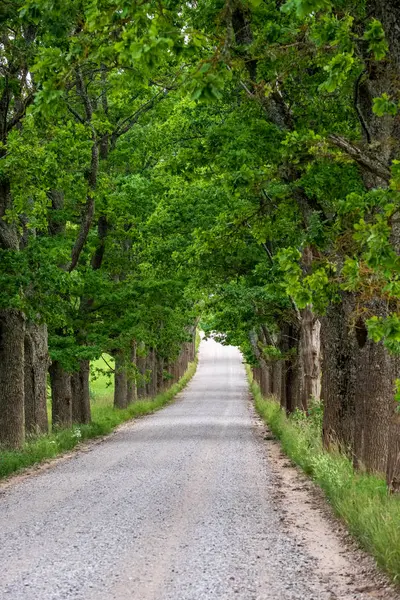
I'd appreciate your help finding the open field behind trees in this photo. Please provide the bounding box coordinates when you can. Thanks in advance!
[3,0,400,590]
[89,355,115,403]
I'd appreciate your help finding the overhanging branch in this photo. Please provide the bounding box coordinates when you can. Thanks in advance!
[328,134,391,183]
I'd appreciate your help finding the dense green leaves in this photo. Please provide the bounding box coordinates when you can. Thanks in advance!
[2,0,400,366]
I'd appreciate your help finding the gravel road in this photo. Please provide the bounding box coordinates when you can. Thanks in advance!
[0,339,396,600]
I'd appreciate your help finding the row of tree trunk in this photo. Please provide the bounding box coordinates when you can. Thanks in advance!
[251,300,400,490]
[0,318,197,449]
[113,335,197,409]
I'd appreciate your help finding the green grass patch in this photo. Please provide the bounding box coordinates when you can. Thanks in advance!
[90,354,115,403]
[247,366,400,584]
[0,358,198,480]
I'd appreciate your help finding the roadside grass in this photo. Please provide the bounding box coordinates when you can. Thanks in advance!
[0,357,198,480]
[247,367,400,584]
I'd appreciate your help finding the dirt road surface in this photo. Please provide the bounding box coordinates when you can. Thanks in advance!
[0,339,397,599]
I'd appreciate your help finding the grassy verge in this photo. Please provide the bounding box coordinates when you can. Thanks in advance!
[0,357,198,480]
[247,366,400,584]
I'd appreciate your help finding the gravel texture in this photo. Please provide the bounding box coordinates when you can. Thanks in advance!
[0,339,397,600]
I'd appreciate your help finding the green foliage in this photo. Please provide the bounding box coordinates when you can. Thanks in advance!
[367,315,400,354]
[373,93,398,117]
[363,19,389,61]
[282,0,332,18]
[319,53,354,93]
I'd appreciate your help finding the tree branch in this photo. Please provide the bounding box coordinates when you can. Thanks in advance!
[6,92,35,132]
[328,134,391,182]
[67,104,86,125]
[67,69,98,272]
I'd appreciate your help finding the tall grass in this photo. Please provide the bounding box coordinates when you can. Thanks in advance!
[0,358,198,480]
[248,367,400,583]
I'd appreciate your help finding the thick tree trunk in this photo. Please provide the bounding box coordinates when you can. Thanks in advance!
[298,307,321,411]
[271,360,283,402]
[322,294,398,474]
[0,309,25,448]
[24,322,49,435]
[71,359,91,424]
[259,361,272,397]
[321,297,356,453]
[114,352,128,409]
[353,304,400,474]
[49,361,72,429]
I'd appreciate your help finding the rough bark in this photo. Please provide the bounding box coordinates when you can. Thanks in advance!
[366,0,400,488]
[321,297,357,454]
[354,329,397,473]
[298,307,321,411]
[387,413,400,492]
[114,352,128,409]
[71,360,91,424]
[47,190,65,237]
[0,309,25,448]
[320,13,400,475]
[279,322,300,414]
[127,341,137,404]
[156,356,164,393]
[368,1,400,75]
[259,361,272,397]
[49,361,72,429]
[24,322,49,435]
[147,348,157,397]
[136,347,147,398]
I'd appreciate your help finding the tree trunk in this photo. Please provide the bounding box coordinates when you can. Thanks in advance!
[368,1,400,76]
[271,360,283,402]
[190,329,196,361]
[24,322,49,435]
[156,356,164,393]
[166,362,174,389]
[353,307,399,474]
[259,361,272,397]
[114,352,128,409]
[71,359,91,424]
[279,322,299,414]
[136,349,147,398]
[321,297,356,454]
[49,361,72,429]
[127,341,137,404]
[0,309,25,448]
[387,413,400,492]
[146,348,157,397]
[298,307,321,411]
